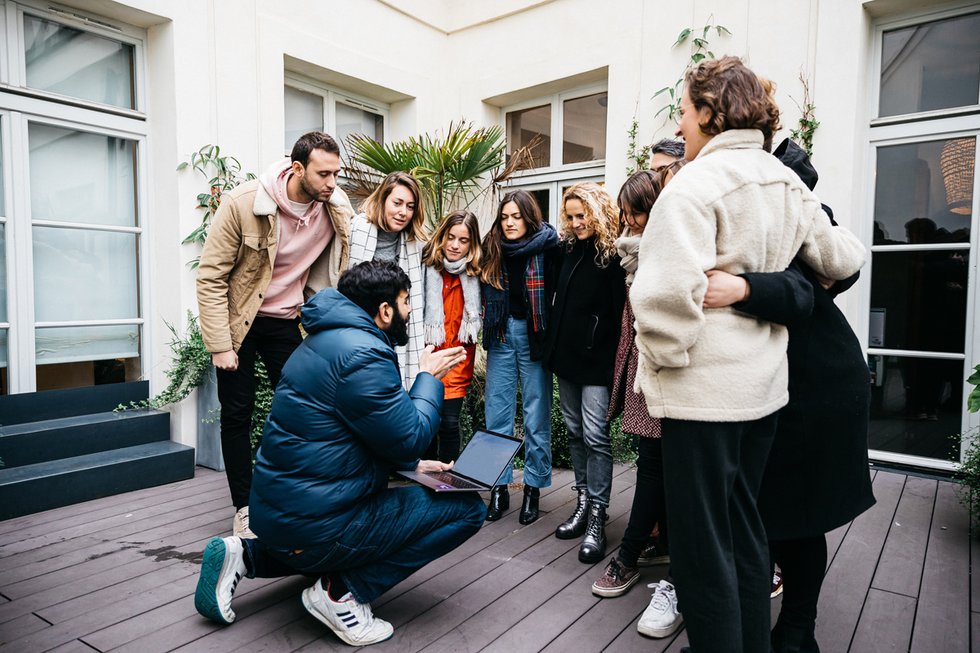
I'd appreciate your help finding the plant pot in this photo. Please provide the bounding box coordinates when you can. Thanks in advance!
[196,364,225,471]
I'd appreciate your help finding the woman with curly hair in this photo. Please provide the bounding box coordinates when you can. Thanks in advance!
[481,189,560,525]
[630,56,865,652]
[543,182,625,562]
[348,171,428,389]
[421,210,483,463]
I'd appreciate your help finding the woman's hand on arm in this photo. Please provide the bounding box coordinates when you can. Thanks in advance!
[703,270,749,308]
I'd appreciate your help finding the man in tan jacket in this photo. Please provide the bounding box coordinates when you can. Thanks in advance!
[196,131,353,537]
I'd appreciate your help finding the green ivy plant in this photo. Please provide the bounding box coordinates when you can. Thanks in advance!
[178,145,256,268]
[654,18,732,124]
[955,364,980,530]
[118,312,211,410]
[626,116,650,175]
[790,72,820,157]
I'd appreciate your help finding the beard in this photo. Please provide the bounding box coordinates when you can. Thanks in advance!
[386,308,410,347]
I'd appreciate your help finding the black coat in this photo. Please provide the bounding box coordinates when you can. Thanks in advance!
[734,139,875,540]
[543,237,626,386]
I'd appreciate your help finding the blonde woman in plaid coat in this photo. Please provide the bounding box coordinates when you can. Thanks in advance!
[348,172,427,389]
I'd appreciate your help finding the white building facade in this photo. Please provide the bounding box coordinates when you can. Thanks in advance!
[0,0,977,472]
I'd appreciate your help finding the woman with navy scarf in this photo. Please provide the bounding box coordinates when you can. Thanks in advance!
[481,189,560,525]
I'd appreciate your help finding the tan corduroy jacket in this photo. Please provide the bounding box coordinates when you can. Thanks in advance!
[630,129,866,422]
[196,179,353,353]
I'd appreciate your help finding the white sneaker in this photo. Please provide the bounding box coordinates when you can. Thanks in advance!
[302,579,394,646]
[194,536,247,624]
[233,506,257,539]
[637,579,683,638]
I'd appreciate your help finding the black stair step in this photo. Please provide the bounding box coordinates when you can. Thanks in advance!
[0,409,171,468]
[0,381,150,426]
[0,441,196,520]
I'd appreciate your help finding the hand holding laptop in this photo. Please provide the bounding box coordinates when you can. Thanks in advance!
[420,345,467,379]
[415,459,454,473]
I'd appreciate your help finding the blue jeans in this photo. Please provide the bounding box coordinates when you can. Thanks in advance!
[241,486,485,603]
[484,317,553,488]
[557,377,613,506]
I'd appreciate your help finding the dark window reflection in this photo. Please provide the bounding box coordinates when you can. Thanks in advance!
[529,189,550,225]
[873,138,974,245]
[506,105,551,168]
[868,354,962,462]
[880,12,980,117]
[869,249,968,353]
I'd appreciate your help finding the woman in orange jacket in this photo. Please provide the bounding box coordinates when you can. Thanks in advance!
[421,211,483,462]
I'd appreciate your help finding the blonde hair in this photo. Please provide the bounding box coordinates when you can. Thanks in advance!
[360,171,428,242]
[421,210,483,277]
[559,182,620,268]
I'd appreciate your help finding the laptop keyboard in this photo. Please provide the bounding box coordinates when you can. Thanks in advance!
[428,472,482,490]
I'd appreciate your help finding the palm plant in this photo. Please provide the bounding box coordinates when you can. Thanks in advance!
[344,121,538,228]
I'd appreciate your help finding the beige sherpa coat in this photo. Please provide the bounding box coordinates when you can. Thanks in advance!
[630,129,865,422]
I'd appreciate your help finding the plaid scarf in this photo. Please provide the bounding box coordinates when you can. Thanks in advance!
[483,223,558,343]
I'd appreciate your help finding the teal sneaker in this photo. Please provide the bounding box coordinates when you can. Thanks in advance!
[194,536,246,624]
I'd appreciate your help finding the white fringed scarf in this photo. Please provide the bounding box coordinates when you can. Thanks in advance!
[423,258,482,346]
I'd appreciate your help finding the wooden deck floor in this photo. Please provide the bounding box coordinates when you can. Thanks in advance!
[0,465,972,652]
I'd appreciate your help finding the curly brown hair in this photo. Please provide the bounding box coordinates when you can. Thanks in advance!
[559,182,620,268]
[685,56,781,144]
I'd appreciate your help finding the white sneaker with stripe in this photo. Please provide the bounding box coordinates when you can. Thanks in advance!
[301,579,394,646]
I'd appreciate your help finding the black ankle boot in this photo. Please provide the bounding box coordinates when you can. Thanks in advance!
[555,488,588,539]
[486,485,509,522]
[518,485,540,525]
[578,502,607,563]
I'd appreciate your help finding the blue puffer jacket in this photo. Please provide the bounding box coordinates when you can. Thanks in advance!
[248,288,444,547]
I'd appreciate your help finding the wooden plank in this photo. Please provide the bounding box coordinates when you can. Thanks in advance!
[972,522,980,614]
[81,576,286,652]
[972,611,980,653]
[0,491,231,562]
[0,468,223,539]
[1,564,199,652]
[850,588,915,652]
[0,472,226,546]
[45,639,102,652]
[0,611,52,642]
[871,476,937,597]
[0,491,230,594]
[129,579,309,653]
[910,480,970,653]
[814,470,905,653]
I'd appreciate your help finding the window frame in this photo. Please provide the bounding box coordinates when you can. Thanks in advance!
[502,83,608,225]
[864,3,980,471]
[283,72,390,157]
[0,0,148,394]
[870,3,980,126]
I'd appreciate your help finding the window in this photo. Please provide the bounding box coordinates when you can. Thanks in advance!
[867,7,980,470]
[283,75,388,162]
[503,85,608,224]
[0,1,147,394]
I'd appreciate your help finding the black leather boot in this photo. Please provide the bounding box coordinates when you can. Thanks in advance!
[485,485,509,522]
[555,488,588,539]
[578,502,607,563]
[518,485,540,525]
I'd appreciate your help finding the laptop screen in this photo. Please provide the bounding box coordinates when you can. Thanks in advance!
[452,430,523,486]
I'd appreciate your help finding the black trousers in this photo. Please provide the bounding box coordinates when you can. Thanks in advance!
[425,397,464,463]
[770,534,827,648]
[618,436,669,567]
[661,414,777,653]
[215,316,302,509]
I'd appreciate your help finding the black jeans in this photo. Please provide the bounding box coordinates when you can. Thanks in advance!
[618,436,668,567]
[770,535,827,643]
[425,397,464,463]
[661,414,776,653]
[216,316,302,509]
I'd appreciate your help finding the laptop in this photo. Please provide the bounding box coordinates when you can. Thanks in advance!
[397,429,524,492]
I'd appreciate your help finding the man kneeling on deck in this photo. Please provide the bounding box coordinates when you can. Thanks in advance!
[194,260,485,646]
